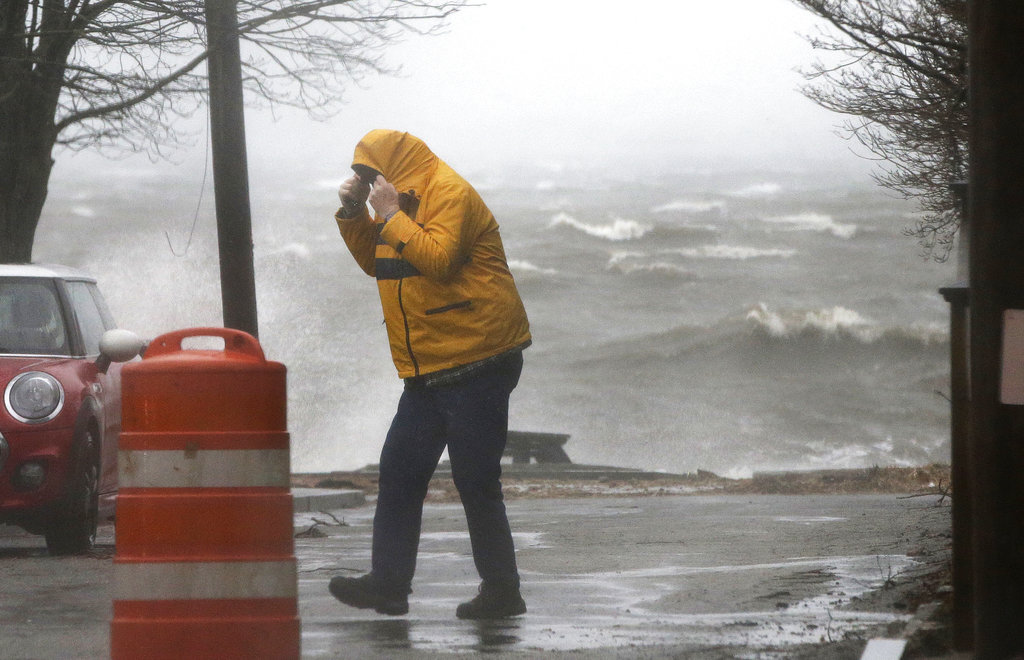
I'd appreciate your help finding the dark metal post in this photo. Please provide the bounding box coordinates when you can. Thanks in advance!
[941,181,973,652]
[967,0,1024,655]
[204,0,259,338]
[940,283,972,651]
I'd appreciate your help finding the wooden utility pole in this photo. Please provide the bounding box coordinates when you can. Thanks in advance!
[204,0,259,338]
[967,0,1024,655]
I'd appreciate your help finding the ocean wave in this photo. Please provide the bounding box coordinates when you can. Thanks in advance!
[647,224,721,240]
[606,251,695,277]
[747,303,873,338]
[548,212,651,241]
[606,261,695,278]
[672,245,796,260]
[607,251,647,266]
[570,304,947,382]
[509,259,558,276]
[762,212,858,239]
[730,182,783,198]
[606,245,792,270]
[745,303,947,345]
[650,199,727,214]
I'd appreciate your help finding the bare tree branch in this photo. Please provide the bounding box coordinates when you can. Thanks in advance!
[0,0,469,262]
[791,0,967,260]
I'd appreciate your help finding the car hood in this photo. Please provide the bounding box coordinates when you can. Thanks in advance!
[0,356,80,382]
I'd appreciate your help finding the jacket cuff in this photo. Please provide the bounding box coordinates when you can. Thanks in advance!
[335,205,369,222]
[379,211,420,248]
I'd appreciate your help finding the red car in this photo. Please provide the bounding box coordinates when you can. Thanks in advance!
[0,264,143,554]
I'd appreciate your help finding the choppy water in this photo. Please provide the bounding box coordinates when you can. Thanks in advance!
[36,162,955,475]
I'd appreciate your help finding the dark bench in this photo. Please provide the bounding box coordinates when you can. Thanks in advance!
[504,431,571,464]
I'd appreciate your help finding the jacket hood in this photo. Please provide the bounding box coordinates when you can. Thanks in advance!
[351,130,437,200]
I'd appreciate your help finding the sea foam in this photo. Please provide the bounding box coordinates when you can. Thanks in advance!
[605,251,694,277]
[746,303,878,340]
[509,259,558,276]
[762,212,858,239]
[745,303,948,345]
[549,212,651,241]
[730,182,783,197]
[608,262,694,277]
[673,245,796,260]
[650,199,726,214]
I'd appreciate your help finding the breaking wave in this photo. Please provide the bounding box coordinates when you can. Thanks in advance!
[509,259,558,276]
[671,245,796,260]
[745,303,947,345]
[650,199,727,214]
[549,212,652,241]
[761,212,858,239]
[730,182,783,198]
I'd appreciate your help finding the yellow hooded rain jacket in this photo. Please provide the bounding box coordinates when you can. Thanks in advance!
[336,130,531,379]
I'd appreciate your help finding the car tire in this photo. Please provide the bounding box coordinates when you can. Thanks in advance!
[44,430,99,555]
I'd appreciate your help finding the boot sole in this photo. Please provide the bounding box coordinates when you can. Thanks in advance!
[329,579,409,616]
[455,602,527,620]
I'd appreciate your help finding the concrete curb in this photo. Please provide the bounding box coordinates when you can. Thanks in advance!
[291,488,366,513]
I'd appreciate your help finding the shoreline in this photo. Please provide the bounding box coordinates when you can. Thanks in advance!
[292,462,952,502]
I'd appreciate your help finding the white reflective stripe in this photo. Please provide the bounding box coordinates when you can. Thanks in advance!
[114,560,297,600]
[118,449,290,488]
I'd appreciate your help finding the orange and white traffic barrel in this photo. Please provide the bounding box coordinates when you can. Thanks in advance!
[110,328,299,660]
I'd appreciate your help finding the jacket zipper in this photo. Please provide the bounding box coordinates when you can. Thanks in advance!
[397,278,419,376]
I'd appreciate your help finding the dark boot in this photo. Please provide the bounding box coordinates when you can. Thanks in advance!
[328,573,409,615]
[455,581,526,619]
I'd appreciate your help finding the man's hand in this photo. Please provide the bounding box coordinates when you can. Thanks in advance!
[338,175,370,213]
[368,175,400,219]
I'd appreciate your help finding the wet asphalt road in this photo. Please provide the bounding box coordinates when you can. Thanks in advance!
[0,493,950,658]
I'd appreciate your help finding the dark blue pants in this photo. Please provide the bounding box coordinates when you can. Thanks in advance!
[371,353,523,592]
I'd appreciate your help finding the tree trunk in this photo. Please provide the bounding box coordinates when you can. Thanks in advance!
[0,108,55,264]
[1,0,66,264]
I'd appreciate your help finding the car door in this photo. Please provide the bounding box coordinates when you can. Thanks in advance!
[64,281,122,496]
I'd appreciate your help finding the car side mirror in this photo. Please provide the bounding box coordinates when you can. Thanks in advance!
[96,329,147,374]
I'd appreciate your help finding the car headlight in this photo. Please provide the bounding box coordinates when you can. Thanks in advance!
[4,372,65,424]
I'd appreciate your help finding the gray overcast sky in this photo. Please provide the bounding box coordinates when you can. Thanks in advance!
[242,0,867,177]
[66,0,870,179]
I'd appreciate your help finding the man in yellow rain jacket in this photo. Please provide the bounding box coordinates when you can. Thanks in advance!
[329,130,531,619]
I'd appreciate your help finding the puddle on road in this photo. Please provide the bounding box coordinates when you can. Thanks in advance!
[302,552,917,656]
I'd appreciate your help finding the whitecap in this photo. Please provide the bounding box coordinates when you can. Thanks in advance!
[608,261,693,277]
[762,212,858,239]
[672,245,796,260]
[509,259,558,276]
[650,199,726,214]
[745,303,879,341]
[730,182,782,197]
[607,250,648,267]
[549,212,651,241]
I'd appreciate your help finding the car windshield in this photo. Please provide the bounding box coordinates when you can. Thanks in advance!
[0,280,70,356]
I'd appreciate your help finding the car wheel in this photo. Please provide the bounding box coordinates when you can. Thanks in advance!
[44,430,99,555]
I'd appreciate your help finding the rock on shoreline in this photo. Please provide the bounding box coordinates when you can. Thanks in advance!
[292,463,952,502]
